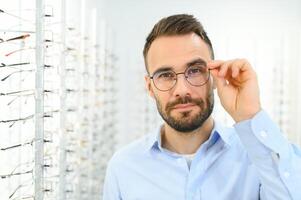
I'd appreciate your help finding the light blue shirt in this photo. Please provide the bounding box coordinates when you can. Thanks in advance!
[103,110,301,200]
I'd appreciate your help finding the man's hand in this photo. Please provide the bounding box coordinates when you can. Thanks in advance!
[208,59,261,122]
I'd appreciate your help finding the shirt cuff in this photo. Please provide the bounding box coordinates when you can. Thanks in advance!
[234,110,291,160]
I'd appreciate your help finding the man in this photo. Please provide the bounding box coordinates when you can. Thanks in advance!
[103,14,301,200]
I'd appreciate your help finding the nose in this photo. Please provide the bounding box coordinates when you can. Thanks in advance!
[172,73,192,98]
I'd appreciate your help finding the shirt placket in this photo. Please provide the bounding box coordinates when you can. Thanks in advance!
[186,140,228,200]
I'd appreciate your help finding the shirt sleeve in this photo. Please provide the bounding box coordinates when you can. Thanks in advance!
[103,157,122,200]
[234,110,301,200]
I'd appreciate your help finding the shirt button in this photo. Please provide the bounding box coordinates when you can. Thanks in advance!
[284,171,290,178]
[271,152,279,162]
[259,130,268,139]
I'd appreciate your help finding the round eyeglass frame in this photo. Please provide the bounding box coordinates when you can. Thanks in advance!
[149,67,211,92]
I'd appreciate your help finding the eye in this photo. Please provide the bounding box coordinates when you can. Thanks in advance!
[156,71,175,80]
[187,65,206,76]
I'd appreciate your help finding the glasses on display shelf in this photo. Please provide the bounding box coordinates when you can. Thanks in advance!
[2,36,55,57]
[4,155,53,176]
[0,62,31,69]
[0,8,34,24]
[0,62,53,71]
[2,67,57,85]
[0,34,30,44]
[0,114,34,128]
[65,68,76,73]
[0,161,34,181]
[6,93,33,106]
[0,34,54,53]
[43,181,55,196]
[101,87,118,94]
[7,166,54,199]
[0,6,53,21]
[4,46,35,57]
[66,107,78,113]
[0,109,59,128]
[0,89,33,96]
[0,4,85,200]
[11,194,34,200]
[65,88,78,93]
[64,183,75,194]
[1,169,33,179]
[2,88,54,97]
[8,180,34,200]
[1,89,57,107]
[0,138,52,151]
[1,68,35,81]
[0,33,35,51]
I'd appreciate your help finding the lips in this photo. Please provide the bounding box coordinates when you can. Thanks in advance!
[173,103,195,110]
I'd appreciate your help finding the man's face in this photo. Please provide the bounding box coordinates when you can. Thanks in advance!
[145,33,215,133]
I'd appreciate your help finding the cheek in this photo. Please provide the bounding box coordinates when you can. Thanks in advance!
[191,85,213,104]
[192,86,209,98]
[154,92,169,108]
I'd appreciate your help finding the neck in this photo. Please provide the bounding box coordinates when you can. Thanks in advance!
[161,116,214,154]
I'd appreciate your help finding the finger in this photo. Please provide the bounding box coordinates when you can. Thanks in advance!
[224,59,246,78]
[210,69,227,88]
[207,60,224,69]
[227,75,242,87]
[218,60,235,77]
[223,61,243,84]
[226,59,254,87]
[238,58,251,72]
[231,59,254,81]
[231,64,240,78]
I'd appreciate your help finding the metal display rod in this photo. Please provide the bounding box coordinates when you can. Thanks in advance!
[35,0,45,199]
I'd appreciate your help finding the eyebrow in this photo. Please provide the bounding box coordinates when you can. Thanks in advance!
[151,67,173,76]
[151,58,207,76]
[186,58,207,67]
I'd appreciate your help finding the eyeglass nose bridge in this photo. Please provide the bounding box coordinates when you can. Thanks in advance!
[173,69,210,88]
[171,71,191,89]
[174,71,187,77]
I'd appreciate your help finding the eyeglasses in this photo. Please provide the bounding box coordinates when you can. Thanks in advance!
[149,63,210,91]
[9,181,33,199]
[1,138,52,151]
[0,109,59,128]
[0,34,30,44]
[1,69,34,81]
[1,62,31,68]
[0,6,53,22]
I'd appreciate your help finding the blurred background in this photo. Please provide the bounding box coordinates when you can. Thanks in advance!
[0,0,300,199]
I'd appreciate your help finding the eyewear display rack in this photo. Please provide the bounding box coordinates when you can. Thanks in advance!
[0,0,118,199]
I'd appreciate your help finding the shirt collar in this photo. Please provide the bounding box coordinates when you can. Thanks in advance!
[146,120,234,153]
[145,125,163,152]
[211,120,234,147]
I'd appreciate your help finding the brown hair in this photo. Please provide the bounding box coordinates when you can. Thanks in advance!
[143,14,214,73]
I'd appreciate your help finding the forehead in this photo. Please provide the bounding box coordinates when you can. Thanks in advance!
[147,33,211,74]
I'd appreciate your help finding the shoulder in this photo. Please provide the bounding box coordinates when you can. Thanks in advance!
[215,122,251,161]
[215,121,245,149]
[107,133,155,168]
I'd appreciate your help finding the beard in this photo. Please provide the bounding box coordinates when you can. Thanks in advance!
[155,91,214,133]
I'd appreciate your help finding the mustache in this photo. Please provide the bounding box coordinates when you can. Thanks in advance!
[166,96,204,113]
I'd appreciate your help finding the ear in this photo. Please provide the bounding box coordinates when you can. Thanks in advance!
[144,75,155,98]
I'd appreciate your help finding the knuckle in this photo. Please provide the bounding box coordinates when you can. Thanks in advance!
[241,58,249,64]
